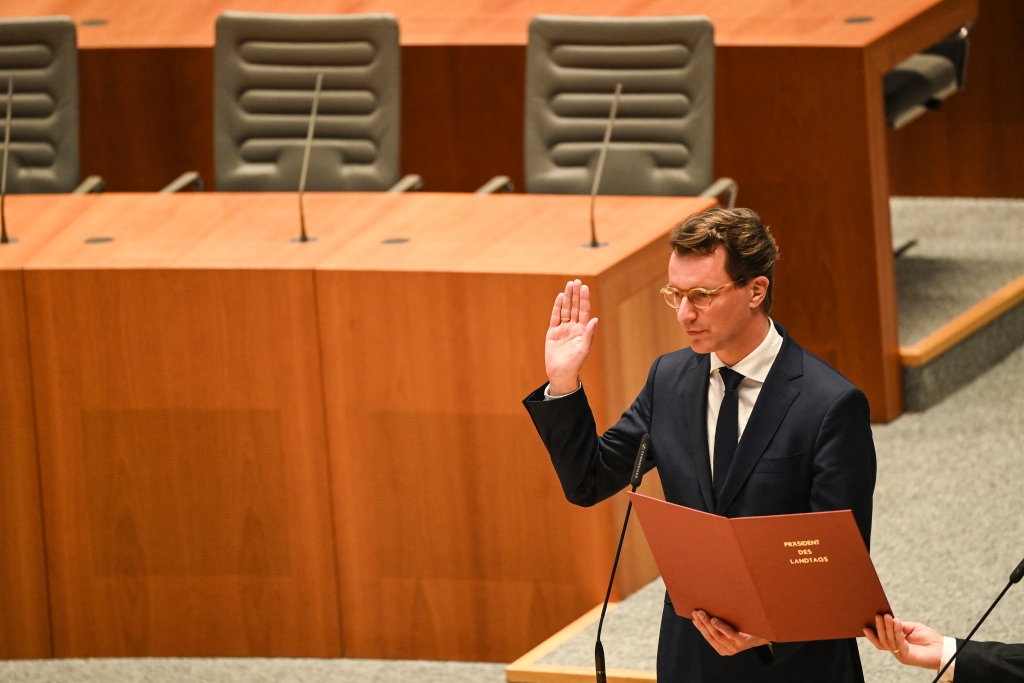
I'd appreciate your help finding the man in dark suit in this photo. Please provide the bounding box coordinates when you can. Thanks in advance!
[523,207,876,682]
[865,613,1024,682]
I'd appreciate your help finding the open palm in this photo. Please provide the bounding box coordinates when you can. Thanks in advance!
[545,279,599,396]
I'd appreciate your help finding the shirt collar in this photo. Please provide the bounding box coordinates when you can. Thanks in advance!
[709,319,783,383]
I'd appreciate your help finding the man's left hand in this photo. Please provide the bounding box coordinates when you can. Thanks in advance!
[692,610,771,655]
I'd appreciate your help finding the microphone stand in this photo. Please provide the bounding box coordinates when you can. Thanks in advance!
[1,74,14,245]
[930,555,1024,683]
[295,72,323,243]
[595,433,650,683]
[585,83,622,250]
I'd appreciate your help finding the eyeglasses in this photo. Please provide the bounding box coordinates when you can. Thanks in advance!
[660,282,736,310]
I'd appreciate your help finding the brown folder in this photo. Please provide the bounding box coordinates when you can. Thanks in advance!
[629,492,890,642]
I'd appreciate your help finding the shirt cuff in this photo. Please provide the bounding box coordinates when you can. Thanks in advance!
[543,381,582,400]
[938,636,957,682]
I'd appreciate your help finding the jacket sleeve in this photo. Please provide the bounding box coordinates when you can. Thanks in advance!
[956,640,1024,683]
[522,357,661,507]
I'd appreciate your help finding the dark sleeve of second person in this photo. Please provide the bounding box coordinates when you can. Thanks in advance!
[522,357,662,507]
[955,640,1024,683]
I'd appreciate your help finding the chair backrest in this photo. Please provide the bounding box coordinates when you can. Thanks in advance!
[0,16,80,194]
[214,11,401,192]
[525,15,715,196]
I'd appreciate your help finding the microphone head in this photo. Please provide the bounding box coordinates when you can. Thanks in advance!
[630,433,651,489]
[1011,556,1024,585]
[595,640,607,683]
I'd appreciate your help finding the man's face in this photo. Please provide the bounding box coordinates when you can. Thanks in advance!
[667,248,766,357]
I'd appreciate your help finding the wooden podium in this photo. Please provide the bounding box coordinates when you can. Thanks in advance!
[9,191,711,660]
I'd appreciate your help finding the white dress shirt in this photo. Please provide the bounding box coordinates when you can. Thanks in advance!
[707,320,782,481]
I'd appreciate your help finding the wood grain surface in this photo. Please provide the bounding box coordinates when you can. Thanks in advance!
[314,193,708,661]
[79,48,215,192]
[6,0,960,48]
[23,194,344,657]
[0,196,97,659]
[12,192,708,660]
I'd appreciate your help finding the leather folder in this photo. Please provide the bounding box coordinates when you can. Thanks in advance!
[629,492,891,642]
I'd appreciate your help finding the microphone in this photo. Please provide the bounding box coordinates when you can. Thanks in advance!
[595,433,650,683]
[585,82,622,250]
[930,554,1024,683]
[2,73,14,245]
[295,72,324,243]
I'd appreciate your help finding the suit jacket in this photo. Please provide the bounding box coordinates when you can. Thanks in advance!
[955,639,1024,683]
[523,324,876,683]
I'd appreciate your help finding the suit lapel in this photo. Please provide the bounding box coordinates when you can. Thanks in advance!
[715,329,804,515]
[681,353,715,512]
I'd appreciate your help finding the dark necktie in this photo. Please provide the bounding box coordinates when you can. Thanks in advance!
[713,367,745,500]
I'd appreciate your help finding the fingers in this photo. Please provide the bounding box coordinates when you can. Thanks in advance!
[864,626,883,650]
[578,282,591,325]
[692,611,735,656]
[559,281,573,324]
[571,280,581,323]
[553,280,592,328]
[580,317,599,353]
[708,616,738,638]
[893,618,907,651]
[883,614,899,651]
[549,293,565,329]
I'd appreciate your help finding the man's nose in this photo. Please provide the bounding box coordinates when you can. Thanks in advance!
[677,298,697,323]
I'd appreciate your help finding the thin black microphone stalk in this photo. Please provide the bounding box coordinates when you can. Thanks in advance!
[595,433,650,683]
[930,554,1024,683]
[585,82,621,250]
[295,72,323,243]
[1,74,13,245]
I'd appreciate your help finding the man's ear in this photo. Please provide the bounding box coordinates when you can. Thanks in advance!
[748,276,770,308]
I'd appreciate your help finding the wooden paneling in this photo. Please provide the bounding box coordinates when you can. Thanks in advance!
[23,195,341,657]
[888,0,1024,198]
[713,45,904,420]
[314,193,712,661]
[0,196,98,659]
[402,45,526,192]
[79,48,215,192]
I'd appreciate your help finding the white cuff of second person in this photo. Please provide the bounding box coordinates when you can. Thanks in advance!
[938,636,957,682]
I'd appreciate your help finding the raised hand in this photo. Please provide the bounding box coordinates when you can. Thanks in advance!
[864,614,944,670]
[545,279,599,396]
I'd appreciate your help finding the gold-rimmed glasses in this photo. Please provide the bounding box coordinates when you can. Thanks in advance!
[660,282,736,310]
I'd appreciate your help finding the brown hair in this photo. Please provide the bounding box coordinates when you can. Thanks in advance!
[669,207,779,313]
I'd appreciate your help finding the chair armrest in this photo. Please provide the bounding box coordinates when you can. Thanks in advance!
[72,175,105,194]
[159,171,204,194]
[698,177,738,209]
[475,176,514,194]
[388,174,424,193]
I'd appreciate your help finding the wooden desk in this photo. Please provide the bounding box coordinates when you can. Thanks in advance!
[7,0,979,420]
[0,196,96,659]
[22,193,346,657]
[16,191,711,660]
[314,192,712,660]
